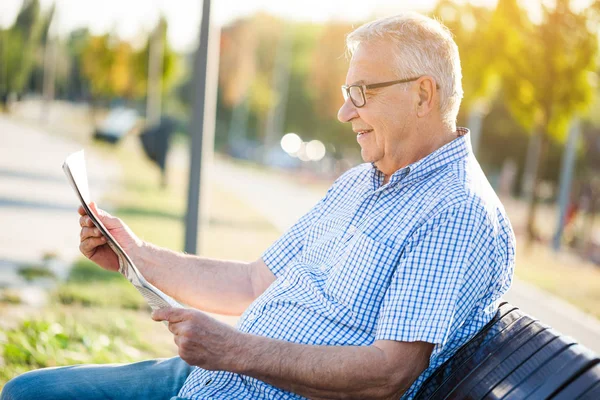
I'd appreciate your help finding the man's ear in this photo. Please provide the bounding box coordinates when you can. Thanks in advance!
[416,76,436,117]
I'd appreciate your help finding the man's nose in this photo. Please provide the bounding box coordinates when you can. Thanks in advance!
[337,97,358,123]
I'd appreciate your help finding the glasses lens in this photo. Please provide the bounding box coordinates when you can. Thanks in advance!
[341,87,349,101]
[349,86,364,107]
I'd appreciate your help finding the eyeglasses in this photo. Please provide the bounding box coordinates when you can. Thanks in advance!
[341,77,422,108]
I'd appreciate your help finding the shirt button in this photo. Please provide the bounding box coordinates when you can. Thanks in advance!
[320,265,327,273]
[246,313,257,322]
[348,225,357,234]
[281,279,290,288]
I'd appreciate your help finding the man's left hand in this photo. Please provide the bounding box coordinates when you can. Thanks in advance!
[152,308,242,370]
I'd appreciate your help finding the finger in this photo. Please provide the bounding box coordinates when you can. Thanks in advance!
[174,333,182,347]
[78,205,86,216]
[80,226,101,241]
[79,236,107,254]
[79,215,94,228]
[168,321,181,336]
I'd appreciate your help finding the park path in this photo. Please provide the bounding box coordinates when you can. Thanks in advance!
[0,115,119,295]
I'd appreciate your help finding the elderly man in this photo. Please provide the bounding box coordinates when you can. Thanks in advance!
[2,11,514,400]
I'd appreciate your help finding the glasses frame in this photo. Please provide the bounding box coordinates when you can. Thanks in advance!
[341,76,424,108]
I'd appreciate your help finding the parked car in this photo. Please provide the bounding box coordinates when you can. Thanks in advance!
[94,107,139,143]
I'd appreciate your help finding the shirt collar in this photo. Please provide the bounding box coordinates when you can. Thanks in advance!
[370,127,471,190]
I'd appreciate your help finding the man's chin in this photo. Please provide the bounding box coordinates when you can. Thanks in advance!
[360,150,377,165]
[360,149,371,162]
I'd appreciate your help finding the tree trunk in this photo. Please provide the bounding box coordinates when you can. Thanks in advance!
[579,183,597,258]
[524,128,549,249]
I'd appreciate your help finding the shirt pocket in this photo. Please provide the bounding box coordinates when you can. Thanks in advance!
[302,215,348,264]
[324,232,398,329]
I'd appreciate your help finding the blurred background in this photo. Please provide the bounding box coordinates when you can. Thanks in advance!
[1,0,600,389]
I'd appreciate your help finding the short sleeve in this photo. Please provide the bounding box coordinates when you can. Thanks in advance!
[375,203,493,348]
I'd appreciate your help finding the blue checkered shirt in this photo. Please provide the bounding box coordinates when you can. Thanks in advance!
[179,128,516,399]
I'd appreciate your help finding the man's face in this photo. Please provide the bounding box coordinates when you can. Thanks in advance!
[337,41,419,175]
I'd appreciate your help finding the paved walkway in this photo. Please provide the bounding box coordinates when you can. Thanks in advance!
[0,116,119,289]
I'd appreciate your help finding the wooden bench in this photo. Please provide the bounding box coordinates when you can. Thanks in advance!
[413,302,600,399]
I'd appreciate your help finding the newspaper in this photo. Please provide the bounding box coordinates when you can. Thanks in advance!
[62,150,182,313]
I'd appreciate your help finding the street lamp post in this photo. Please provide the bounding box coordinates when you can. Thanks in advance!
[184,0,220,254]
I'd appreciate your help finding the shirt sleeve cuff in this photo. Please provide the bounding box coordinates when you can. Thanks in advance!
[261,246,286,277]
[375,317,451,346]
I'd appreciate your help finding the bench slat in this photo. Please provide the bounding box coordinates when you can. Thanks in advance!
[578,381,600,400]
[526,349,599,399]
[551,362,600,399]
[414,303,518,400]
[455,324,555,399]
[497,342,586,399]
[413,303,599,400]
[424,309,530,399]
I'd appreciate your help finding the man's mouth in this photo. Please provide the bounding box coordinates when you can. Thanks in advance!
[356,129,373,137]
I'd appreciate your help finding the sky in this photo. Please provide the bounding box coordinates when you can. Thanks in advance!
[0,0,594,52]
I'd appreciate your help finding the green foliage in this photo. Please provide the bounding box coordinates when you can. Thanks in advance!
[493,0,597,141]
[129,17,180,99]
[81,34,131,100]
[79,18,179,103]
[17,265,56,282]
[51,258,147,310]
[432,1,499,112]
[66,258,121,283]
[0,290,22,305]
[53,281,147,310]
[0,0,54,96]
[0,309,161,386]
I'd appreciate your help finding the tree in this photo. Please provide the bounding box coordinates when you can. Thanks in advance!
[218,17,258,108]
[0,0,51,100]
[431,1,499,155]
[130,16,180,100]
[308,22,361,153]
[492,0,597,245]
[217,14,282,144]
[80,33,121,101]
[432,0,497,114]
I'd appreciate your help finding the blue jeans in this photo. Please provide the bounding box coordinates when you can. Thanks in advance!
[0,357,194,400]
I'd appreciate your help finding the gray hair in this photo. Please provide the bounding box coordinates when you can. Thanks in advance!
[346,12,463,129]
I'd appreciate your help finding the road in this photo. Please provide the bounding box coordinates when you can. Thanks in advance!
[0,115,119,290]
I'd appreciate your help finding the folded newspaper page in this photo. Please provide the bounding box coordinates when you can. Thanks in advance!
[63,150,182,312]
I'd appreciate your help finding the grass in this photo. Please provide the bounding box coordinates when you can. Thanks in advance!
[53,261,147,311]
[514,244,600,319]
[17,265,56,282]
[0,134,281,390]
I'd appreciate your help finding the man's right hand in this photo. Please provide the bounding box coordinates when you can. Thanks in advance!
[78,202,143,272]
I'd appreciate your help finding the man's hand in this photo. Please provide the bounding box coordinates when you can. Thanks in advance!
[78,202,143,272]
[152,308,242,370]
